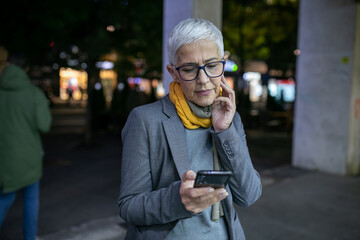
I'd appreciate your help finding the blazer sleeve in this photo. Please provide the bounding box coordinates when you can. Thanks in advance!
[118,107,193,226]
[211,112,262,207]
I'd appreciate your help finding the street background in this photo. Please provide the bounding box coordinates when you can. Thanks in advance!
[1,102,359,240]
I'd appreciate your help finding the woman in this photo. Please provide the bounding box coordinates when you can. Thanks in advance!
[118,18,262,240]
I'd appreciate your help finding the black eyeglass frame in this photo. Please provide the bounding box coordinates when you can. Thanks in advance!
[173,59,226,81]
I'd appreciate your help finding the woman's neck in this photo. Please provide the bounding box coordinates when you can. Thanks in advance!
[186,98,212,119]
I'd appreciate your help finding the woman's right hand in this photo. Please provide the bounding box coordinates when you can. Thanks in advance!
[179,170,228,214]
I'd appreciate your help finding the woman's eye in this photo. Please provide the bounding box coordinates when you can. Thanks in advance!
[207,63,218,69]
[181,66,197,72]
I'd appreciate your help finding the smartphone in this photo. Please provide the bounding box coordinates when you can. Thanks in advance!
[194,170,232,189]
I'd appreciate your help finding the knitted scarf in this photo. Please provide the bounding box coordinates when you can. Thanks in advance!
[169,81,211,129]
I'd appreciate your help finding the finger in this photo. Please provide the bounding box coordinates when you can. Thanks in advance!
[184,189,229,213]
[186,187,215,198]
[220,78,233,92]
[220,81,233,99]
[220,79,229,92]
[180,170,197,190]
[181,187,215,211]
[194,188,229,207]
[221,75,232,90]
[219,82,235,104]
[182,170,196,181]
[221,75,228,85]
[213,96,234,109]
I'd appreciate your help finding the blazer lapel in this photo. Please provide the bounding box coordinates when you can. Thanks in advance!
[162,96,190,178]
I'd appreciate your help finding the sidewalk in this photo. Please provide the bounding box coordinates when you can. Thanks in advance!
[36,165,360,240]
[38,216,126,240]
[239,165,360,240]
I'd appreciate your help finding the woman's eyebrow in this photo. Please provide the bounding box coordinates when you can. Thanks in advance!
[204,57,219,63]
[181,57,220,66]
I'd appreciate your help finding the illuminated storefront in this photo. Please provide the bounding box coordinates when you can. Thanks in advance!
[59,68,88,101]
[58,65,117,107]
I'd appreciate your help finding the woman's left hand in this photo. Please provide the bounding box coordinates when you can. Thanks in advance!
[212,75,236,132]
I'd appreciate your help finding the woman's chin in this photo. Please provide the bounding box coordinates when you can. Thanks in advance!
[193,98,214,107]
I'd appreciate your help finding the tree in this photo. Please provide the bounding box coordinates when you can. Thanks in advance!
[223,0,299,76]
[0,0,163,79]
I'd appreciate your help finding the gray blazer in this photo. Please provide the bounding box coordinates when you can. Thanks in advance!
[118,95,262,240]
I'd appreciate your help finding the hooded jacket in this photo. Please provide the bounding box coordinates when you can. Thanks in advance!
[0,64,52,193]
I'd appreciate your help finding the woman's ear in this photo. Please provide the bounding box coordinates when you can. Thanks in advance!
[224,51,230,62]
[166,64,178,82]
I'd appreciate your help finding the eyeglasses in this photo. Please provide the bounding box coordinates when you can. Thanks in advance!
[173,60,225,81]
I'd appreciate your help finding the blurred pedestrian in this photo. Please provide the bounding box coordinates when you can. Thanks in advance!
[67,80,75,106]
[0,46,52,240]
[118,18,262,240]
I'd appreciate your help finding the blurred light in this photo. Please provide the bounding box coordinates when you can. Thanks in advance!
[96,61,114,69]
[243,72,261,81]
[100,69,117,79]
[127,77,135,88]
[135,77,141,85]
[59,52,67,59]
[225,60,238,72]
[156,81,165,98]
[249,79,262,102]
[139,85,146,92]
[107,25,115,32]
[275,79,296,102]
[231,64,238,72]
[52,63,59,70]
[94,82,102,90]
[152,79,158,88]
[117,82,125,91]
[269,69,283,77]
[50,41,55,47]
[294,49,301,56]
[69,77,78,86]
[67,59,79,66]
[268,78,277,97]
[71,45,79,54]
[80,62,87,69]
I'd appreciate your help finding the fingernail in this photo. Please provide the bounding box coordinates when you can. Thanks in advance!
[219,190,228,198]
[208,188,214,193]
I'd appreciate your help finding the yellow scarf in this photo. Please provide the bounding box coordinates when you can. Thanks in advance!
[169,81,211,129]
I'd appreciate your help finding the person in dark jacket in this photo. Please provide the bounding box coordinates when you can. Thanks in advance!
[0,47,52,240]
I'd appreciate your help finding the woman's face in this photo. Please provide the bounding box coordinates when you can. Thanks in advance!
[167,40,226,107]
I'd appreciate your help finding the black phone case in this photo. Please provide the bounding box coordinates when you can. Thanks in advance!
[194,170,232,189]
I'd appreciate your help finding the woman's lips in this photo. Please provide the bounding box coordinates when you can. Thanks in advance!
[195,89,212,96]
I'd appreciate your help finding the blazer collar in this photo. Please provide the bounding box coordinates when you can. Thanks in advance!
[161,95,190,179]
[162,94,178,118]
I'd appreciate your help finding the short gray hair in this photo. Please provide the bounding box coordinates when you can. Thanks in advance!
[167,18,224,65]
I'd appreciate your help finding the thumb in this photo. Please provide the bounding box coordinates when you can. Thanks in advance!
[181,170,196,190]
[182,170,196,182]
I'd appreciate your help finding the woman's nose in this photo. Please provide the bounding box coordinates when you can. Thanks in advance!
[196,68,209,84]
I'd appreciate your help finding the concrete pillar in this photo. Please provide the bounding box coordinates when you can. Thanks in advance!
[347,3,360,175]
[293,0,360,175]
[162,0,222,94]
